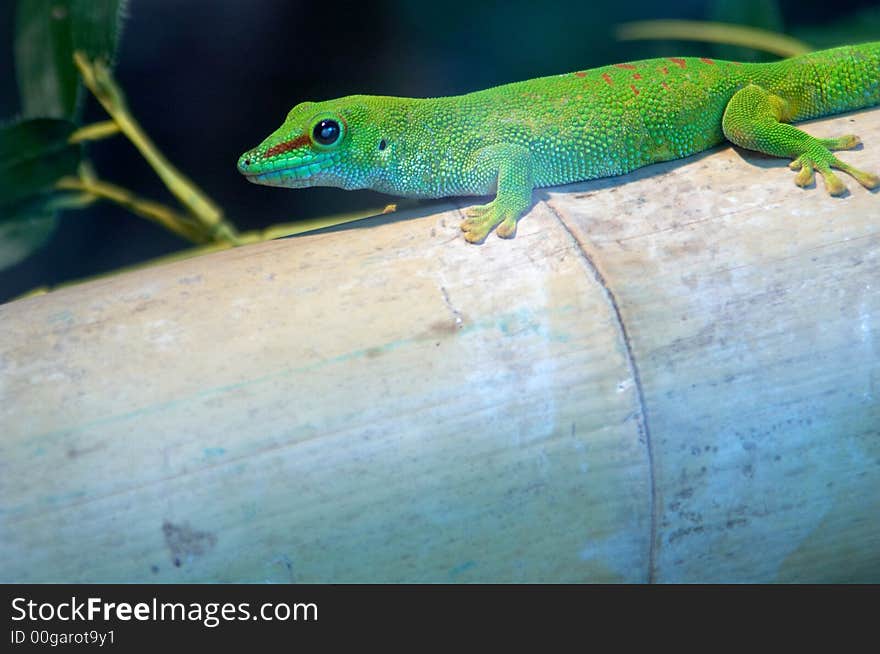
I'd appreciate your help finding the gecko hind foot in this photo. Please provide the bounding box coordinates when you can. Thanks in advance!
[789,150,880,196]
[461,201,519,243]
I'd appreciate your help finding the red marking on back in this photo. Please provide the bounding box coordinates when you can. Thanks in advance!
[575,71,586,78]
[265,134,310,158]
[633,73,642,80]
[602,72,613,85]
[699,57,715,65]
[614,63,637,70]
[661,81,670,90]
[732,61,743,66]
[630,84,640,96]
[660,66,669,75]
[668,57,687,69]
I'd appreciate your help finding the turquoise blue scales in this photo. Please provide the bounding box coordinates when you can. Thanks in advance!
[238,42,880,243]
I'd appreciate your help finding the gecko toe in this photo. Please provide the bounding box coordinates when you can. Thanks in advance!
[494,215,518,239]
[856,171,880,189]
[462,228,490,244]
[793,162,815,188]
[820,134,862,151]
[464,203,491,219]
[836,161,880,189]
[461,205,497,243]
[820,168,848,196]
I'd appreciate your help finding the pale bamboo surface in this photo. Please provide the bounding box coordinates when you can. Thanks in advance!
[1,108,878,583]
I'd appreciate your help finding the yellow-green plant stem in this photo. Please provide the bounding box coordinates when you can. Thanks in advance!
[72,51,239,243]
[69,120,121,143]
[56,175,208,244]
[615,20,812,58]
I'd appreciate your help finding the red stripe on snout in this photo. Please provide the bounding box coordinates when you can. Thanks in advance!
[265,134,310,158]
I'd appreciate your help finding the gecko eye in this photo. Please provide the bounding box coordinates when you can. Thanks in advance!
[312,119,340,146]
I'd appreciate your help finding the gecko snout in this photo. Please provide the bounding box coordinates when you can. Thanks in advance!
[237,152,255,175]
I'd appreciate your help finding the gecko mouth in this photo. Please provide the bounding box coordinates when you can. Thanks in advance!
[244,165,319,186]
[238,152,339,186]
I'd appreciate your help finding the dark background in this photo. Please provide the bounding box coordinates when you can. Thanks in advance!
[0,0,877,301]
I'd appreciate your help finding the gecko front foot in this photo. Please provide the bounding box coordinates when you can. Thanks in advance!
[460,200,520,243]
[460,143,534,243]
[789,148,880,196]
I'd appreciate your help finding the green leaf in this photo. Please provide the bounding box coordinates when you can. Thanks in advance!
[71,0,127,65]
[0,204,58,271]
[14,0,80,119]
[0,119,81,210]
[0,188,96,271]
[0,118,75,167]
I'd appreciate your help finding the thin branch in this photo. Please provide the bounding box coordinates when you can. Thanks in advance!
[69,121,121,143]
[56,175,208,244]
[72,51,240,244]
[615,21,812,58]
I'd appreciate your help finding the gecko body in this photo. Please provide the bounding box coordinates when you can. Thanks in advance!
[238,43,880,243]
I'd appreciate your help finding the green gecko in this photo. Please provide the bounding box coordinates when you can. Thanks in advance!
[238,42,880,244]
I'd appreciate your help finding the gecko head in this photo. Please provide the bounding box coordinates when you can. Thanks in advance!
[237,97,382,190]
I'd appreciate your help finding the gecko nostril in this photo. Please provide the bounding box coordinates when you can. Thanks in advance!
[244,158,251,166]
